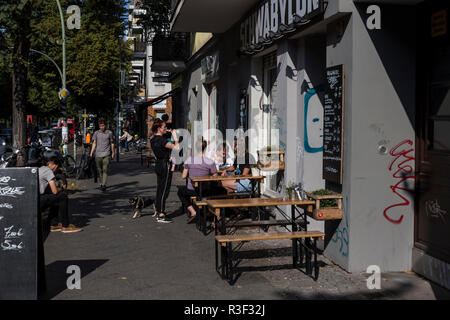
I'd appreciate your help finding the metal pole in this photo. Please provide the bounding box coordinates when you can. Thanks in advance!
[56,0,68,156]
[116,36,122,162]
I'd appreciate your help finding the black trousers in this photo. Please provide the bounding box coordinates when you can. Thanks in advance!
[155,159,173,214]
[40,192,70,227]
[177,187,197,209]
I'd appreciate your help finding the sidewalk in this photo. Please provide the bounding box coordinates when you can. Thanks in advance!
[41,152,450,300]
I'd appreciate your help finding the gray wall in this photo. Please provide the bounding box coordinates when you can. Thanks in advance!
[324,0,417,272]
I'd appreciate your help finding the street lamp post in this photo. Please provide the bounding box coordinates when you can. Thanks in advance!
[116,36,122,162]
[55,0,69,157]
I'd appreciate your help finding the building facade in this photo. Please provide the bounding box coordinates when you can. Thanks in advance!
[166,0,450,290]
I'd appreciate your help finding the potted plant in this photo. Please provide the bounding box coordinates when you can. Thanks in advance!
[304,189,343,220]
[257,146,285,171]
[285,182,297,200]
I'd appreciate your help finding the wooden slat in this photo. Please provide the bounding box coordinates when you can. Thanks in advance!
[206,197,315,208]
[226,219,307,228]
[305,192,343,200]
[193,200,207,207]
[189,175,265,182]
[216,231,325,243]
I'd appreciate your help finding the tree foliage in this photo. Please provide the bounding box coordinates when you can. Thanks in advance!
[136,0,172,41]
[0,0,133,125]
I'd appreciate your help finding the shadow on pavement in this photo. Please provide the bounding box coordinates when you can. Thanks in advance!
[40,259,108,300]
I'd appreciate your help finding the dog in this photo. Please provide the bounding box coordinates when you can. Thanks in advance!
[128,196,156,219]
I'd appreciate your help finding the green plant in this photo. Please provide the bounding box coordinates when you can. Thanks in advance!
[311,189,338,207]
[285,181,297,195]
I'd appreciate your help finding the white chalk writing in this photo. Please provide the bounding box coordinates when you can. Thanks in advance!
[4,226,24,239]
[0,186,25,197]
[0,203,13,209]
[1,240,24,251]
[0,176,15,184]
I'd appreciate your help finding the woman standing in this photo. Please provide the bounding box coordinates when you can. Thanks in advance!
[150,119,179,223]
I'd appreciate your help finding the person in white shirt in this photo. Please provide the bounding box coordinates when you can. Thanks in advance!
[120,128,134,152]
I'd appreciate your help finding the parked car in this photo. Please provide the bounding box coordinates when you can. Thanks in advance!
[0,128,12,149]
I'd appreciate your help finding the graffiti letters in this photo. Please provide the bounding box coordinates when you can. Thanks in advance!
[425,199,447,222]
[331,199,349,257]
[383,140,415,224]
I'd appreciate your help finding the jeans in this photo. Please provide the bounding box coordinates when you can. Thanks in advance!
[40,192,70,227]
[95,156,110,186]
[236,179,252,193]
[124,140,129,151]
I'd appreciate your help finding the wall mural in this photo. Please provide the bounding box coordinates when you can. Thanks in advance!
[304,87,324,154]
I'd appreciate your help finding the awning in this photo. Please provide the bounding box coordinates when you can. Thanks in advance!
[170,0,260,33]
[139,88,180,108]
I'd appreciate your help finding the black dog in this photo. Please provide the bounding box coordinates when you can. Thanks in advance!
[128,196,156,219]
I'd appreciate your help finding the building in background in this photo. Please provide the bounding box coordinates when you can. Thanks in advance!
[166,0,450,290]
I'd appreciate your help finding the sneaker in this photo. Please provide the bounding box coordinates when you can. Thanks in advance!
[50,223,63,232]
[61,224,83,233]
[157,215,173,224]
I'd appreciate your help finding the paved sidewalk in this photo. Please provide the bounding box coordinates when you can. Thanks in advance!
[41,152,450,300]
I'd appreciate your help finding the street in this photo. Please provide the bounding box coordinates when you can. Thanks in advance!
[41,152,450,300]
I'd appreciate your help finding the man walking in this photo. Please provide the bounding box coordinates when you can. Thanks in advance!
[90,118,115,191]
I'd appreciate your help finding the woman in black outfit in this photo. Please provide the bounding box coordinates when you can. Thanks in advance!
[150,119,179,223]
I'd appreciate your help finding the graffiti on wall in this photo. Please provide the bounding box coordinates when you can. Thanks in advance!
[304,87,324,154]
[383,140,415,225]
[425,199,448,222]
[331,196,349,257]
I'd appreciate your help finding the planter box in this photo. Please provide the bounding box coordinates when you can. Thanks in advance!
[305,192,343,220]
[257,150,285,171]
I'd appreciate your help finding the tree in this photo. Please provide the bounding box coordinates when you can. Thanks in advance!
[136,0,172,41]
[27,0,132,122]
[0,0,41,165]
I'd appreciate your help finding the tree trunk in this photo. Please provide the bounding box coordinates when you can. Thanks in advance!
[11,4,32,167]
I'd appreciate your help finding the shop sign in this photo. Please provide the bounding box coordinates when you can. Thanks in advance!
[431,9,447,38]
[240,0,324,53]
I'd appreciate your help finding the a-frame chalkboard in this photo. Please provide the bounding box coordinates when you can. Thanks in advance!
[0,168,42,300]
[323,65,344,184]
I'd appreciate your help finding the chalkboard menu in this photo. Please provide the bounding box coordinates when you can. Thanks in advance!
[323,65,344,184]
[0,168,41,299]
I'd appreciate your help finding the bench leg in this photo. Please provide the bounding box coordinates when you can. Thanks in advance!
[292,238,298,268]
[227,242,233,285]
[314,238,319,280]
[221,244,227,280]
[305,238,312,275]
[299,238,304,266]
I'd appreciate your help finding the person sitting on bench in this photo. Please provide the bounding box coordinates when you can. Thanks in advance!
[177,139,225,224]
[39,157,82,233]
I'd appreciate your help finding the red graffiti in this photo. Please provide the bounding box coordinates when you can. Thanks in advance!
[383,140,415,224]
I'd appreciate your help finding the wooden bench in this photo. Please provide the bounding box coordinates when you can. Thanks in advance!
[215,230,324,285]
[190,193,255,234]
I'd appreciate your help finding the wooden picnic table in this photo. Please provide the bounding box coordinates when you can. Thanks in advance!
[188,175,266,234]
[206,197,315,235]
[206,197,321,283]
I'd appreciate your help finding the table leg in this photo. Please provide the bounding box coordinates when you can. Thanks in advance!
[221,208,226,235]
[291,205,298,268]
